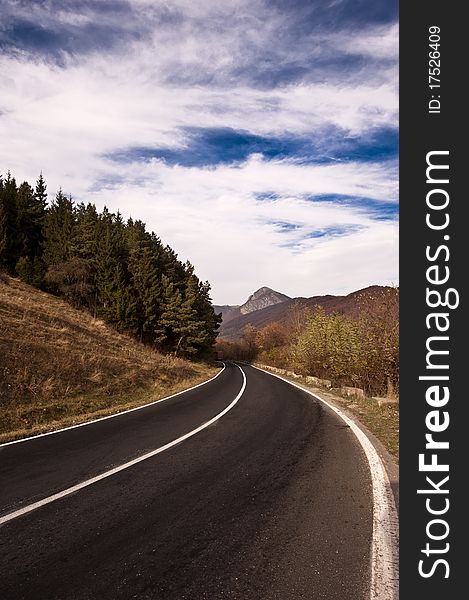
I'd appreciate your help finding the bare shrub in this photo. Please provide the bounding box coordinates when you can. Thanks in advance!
[290,289,399,395]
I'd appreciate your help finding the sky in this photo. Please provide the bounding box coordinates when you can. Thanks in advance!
[0,0,398,305]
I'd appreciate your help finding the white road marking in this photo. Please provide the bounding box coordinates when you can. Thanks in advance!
[0,364,226,447]
[0,364,246,525]
[252,365,399,600]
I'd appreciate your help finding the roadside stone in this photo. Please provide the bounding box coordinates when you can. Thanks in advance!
[341,386,365,399]
[372,397,399,407]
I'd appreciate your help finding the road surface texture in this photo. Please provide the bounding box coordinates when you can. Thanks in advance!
[0,362,373,599]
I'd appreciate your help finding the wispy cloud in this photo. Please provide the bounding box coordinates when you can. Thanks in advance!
[0,0,398,303]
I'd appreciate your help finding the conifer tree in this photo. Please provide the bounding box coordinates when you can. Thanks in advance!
[73,203,99,260]
[94,209,127,325]
[176,274,211,356]
[123,220,164,340]
[194,278,222,353]
[0,172,19,271]
[155,275,185,352]
[11,177,48,285]
[15,173,48,286]
[161,245,187,292]
[0,177,8,269]
[34,173,47,207]
[182,272,221,356]
[16,181,46,256]
[129,246,162,341]
[71,203,99,310]
[42,190,75,268]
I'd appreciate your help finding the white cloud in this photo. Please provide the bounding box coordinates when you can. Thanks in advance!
[81,156,397,304]
[0,50,397,189]
[0,3,398,303]
[339,23,399,60]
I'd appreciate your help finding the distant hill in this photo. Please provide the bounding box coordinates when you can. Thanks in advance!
[217,285,394,340]
[212,304,241,325]
[214,286,291,325]
[0,275,216,443]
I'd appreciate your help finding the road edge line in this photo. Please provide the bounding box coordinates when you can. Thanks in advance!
[251,364,399,600]
[1,363,226,447]
[0,364,246,525]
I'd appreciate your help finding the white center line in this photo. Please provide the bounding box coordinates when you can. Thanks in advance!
[0,363,226,447]
[0,364,246,526]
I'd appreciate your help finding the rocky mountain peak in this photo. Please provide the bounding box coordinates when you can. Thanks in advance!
[240,287,291,315]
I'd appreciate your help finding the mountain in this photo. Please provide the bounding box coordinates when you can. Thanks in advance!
[240,286,291,314]
[216,285,394,340]
[214,286,291,325]
[212,304,240,325]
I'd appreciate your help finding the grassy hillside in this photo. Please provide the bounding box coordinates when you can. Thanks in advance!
[0,275,218,443]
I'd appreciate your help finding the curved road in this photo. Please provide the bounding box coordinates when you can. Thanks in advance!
[0,362,374,599]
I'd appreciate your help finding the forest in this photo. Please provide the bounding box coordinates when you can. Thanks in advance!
[0,172,221,358]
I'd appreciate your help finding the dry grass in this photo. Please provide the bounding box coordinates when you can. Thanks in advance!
[324,391,399,460]
[0,276,218,443]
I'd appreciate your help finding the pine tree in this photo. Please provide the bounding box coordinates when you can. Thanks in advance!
[71,203,99,310]
[155,275,185,352]
[42,190,75,268]
[131,248,161,341]
[94,209,127,325]
[73,203,98,260]
[161,245,187,291]
[124,220,165,341]
[0,178,8,269]
[176,274,210,356]
[34,173,47,207]
[13,173,48,285]
[196,279,222,353]
[0,172,20,272]
[155,272,219,356]
[16,181,46,257]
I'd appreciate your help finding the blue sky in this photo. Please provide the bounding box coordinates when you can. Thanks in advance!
[0,0,398,304]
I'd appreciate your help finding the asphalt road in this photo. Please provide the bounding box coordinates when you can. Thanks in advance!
[0,362,373,599]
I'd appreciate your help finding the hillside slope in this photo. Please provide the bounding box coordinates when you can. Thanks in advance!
[218,285,392,340]
[0,275,217,442]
